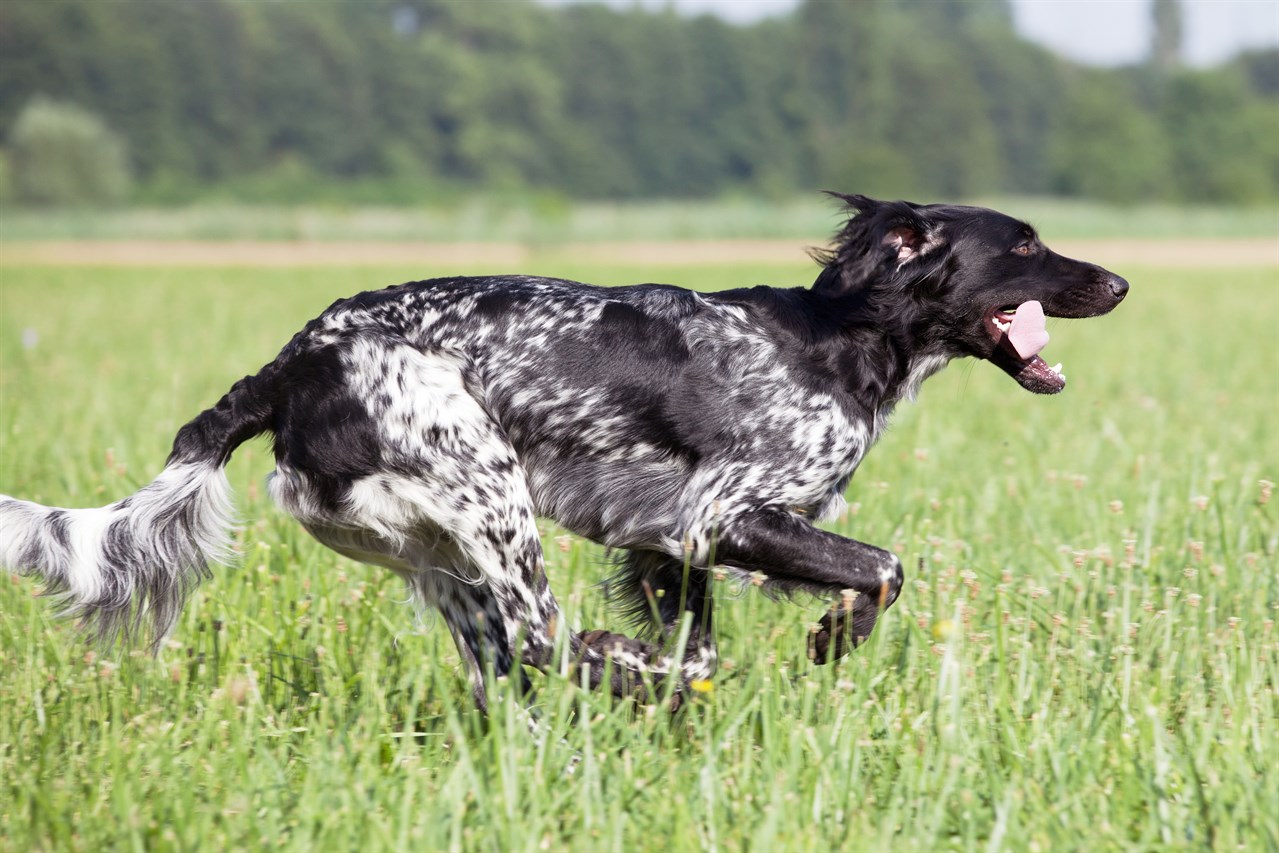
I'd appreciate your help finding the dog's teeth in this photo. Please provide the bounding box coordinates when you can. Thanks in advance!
[1050,363,1062,375]
[994,319,1011,332]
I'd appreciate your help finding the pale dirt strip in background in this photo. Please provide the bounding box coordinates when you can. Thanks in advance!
[1,238,1275,268]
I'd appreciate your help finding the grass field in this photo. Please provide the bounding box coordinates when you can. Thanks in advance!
[1,251,1277,850]
[2,195,1277,242]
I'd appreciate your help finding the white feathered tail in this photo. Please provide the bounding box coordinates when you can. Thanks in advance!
[1,366,277,650]
[1,464,235,649]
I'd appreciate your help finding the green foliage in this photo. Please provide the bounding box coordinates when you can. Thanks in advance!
[1161,69,1279,203]
[1233,47,1279,96]
[830,144,919,200]
[0,149,11,205]
[1,256,1276,849]
[880,41,1001,197]
[7,97,131,206]
[965,33,1070,195]
[0,0,1276,205]
[1150,0,1184,72]
[1051,75,1173,204]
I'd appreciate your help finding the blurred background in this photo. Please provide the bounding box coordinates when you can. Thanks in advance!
[0,0,1276,238]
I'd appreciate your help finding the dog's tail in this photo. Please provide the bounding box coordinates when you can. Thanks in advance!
[0,368,277,650]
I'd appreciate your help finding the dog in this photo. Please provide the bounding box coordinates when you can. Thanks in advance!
[0,194,1127,709]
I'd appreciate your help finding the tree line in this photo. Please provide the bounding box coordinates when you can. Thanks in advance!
[1,0,1276,205]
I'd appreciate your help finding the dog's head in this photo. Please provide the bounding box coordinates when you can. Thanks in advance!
[813,193,1128,394]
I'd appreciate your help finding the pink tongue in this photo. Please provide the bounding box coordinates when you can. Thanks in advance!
[1008,300,1049,360]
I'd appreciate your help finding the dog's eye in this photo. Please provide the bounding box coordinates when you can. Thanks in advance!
[1011,243,1033,257]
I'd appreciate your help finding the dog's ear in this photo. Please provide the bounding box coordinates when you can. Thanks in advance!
[883,225,926,265]
[812,196,938,298]
[823,191,882,213]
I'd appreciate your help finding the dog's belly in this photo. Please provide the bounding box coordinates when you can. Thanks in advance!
[520,445,689,548]
[515,422,864,552]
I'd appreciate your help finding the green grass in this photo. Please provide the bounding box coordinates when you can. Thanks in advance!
[1,258,1277,851]
[2,195,1277,242]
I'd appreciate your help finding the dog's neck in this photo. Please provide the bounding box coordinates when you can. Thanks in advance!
[850,326,951,406]
[894,350,952,403]
[814,290,955,418]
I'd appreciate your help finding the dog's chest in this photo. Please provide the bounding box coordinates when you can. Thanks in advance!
[767,398,869,513]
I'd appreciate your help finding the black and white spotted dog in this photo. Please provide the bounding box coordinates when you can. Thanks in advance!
[0,195,1127,708]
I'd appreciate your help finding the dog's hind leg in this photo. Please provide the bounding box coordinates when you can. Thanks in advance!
[610,549,717,682]
[277,342,681,704]
[406,572,534,712]
[388,477,682,704]
[278,515,510,707]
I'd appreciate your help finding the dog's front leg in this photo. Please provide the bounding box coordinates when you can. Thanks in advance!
[712,508,904,663]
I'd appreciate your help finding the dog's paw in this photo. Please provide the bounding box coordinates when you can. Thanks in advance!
[808,596,880,664]
[575,629,679,706]
[808,614,852,665]
[576,628,652,661]
[575,629,692,710]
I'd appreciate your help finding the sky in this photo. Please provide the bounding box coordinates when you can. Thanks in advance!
[536,0,1279,67]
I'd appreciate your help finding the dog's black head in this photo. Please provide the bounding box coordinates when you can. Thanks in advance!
[813,193,1128,394]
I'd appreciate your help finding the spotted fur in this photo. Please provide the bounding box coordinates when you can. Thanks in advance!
[0,195,1127,707]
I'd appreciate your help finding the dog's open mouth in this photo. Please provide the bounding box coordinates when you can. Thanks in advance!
[985,301,1065,394]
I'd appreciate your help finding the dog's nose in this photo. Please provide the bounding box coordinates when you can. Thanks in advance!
[1108,274,1129,301]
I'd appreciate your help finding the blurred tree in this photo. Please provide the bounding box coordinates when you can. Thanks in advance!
[800,0,1013,199]
[797,0,892,150]
[1050,73,1172,203]
[541,5,648,196]
[0,0,173,178]
[157,0,266,181]
[966,33,1069,195]
[881,38,1000,198]
[253,3,377,177]
[8,96,131,205]
[0,0,1273,204]
[895,0,1014,33]
[1151,0,1183,73]
[0,150,11,204]
[399,0,560,187]
[1161,69,1278,202]
[1232,48,1279,96]
[546,4,789,197]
